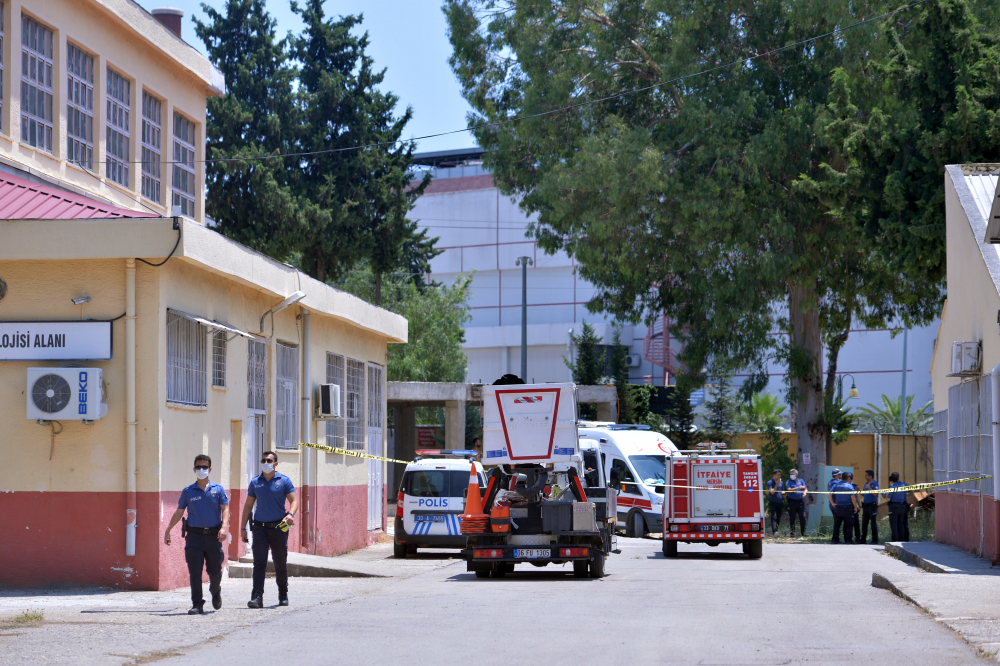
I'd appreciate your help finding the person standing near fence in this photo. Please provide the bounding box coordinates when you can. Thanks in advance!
[844,472,862,544]
[861,470,879,544]
[767,469,785,537]
[829,475,858,544]
[887,472,908,542]
[784,469,807,537]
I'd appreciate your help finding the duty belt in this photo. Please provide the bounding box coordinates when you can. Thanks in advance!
[186,524,222,535]
[252,519,284,529]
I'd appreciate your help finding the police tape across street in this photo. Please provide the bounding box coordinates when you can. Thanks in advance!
[297,441,411,465]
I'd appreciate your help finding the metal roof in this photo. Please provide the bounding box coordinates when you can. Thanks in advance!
[0,170,159,219]
[964,170,999,223]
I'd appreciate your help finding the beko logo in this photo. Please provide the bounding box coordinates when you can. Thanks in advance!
[78,371,88,415]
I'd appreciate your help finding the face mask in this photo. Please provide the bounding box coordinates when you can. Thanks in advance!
[261,463,275,474]
[195,468,210,480]
[790,474,797,480]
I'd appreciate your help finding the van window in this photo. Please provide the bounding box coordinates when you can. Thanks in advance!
[402,469,484,497]
[630,455,667,487]
[611,458,640,495]
[582,449,601,487]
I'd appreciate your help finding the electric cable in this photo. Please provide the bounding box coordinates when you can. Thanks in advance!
[136,227,182,267]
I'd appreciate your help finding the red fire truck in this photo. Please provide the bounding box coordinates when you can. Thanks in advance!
[661,445,764,559]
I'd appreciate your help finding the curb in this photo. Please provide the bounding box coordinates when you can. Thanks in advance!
[228,560,385,579]
[871,572,922,607]
[884,542,950,574]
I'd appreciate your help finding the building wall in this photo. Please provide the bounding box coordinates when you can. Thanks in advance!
[0,255,389,589]
[0,0,218,221]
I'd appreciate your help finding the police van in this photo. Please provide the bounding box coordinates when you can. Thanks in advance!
[578,423,679,538]
[393,450,486,558]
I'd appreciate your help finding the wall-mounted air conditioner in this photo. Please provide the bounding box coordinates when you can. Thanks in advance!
[315,383,342,419]
[27,368,107,421]
[951,341,981,375]
[624,354,642,368]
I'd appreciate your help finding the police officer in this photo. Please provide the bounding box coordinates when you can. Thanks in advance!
[240,450,298,609]
[861,470,880,544]
[844,472,862,543]
[766,469,785,536]
[164,454,230,615]
[829,473,858,544]
[784,469,807,537]
[887,472,908,542]
[828,468,841,493]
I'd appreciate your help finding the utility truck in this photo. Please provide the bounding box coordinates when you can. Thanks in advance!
[462,377,618,578]
[661,444,765,559]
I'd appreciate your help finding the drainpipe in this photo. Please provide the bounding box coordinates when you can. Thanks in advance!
[125,259,137,557]
[300,308,312,551]
[991,365,1000,562]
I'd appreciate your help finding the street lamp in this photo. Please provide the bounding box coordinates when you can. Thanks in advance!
[837,374,859,402]
[515,257,533,382]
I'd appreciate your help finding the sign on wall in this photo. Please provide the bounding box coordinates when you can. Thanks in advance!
[0,321,112,361]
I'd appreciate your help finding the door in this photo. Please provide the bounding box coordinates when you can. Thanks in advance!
[692,463,737,518]
[611,457,641,520]
[367,364,384,531]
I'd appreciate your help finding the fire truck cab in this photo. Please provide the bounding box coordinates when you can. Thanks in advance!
[662,445,765,559]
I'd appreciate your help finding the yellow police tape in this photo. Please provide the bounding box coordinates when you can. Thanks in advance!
[653,475,992,495]
[297,441,412,465]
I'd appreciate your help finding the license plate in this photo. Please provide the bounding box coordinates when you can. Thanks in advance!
[700,525,730,532]
[514,548,551,559]
[414,515,446,523]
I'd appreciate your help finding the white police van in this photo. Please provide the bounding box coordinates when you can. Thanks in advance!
[393,450,486,558]
[578,423,679,538]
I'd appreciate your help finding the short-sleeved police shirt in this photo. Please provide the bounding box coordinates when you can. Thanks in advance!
[827,478,840,492]
[178,481,229,528]
[887,481,907,503]
[831,481,855,506]
[766,479,784,504]
[785,478,806,500]
[863,480,879,504]
[248,472,295,522]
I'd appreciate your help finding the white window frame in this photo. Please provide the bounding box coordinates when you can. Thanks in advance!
[166,311,207,407]
[211,330,227,388]
[172,112,196,216]
[141,92,162,203]
[326,352,346,449]
[1,3,6,131]
[275,342,299,449]
[67,43,94,171]
[20,14,53,153]
[247,337,267,412]
[346,358,366,451]
[106,67,131,187]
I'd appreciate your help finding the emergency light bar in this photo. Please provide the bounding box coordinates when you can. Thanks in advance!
[415,449,480,458]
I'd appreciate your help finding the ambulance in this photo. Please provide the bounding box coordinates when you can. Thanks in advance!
[578,423,679,538]
[661,444,765,559]
[393,450,486,558]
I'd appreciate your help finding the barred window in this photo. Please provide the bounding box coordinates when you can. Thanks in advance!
[172,113,195,216]
[326,353,346,449]
[166,312,207,406]
[211,331,227,388]
[141,92,161,203]
[346,358,365,451]
[0,4,6,130]
[247,338,267,412]
[106,68,130,186]
[67,44,94,171]
[946,381,994,497]
[276,342,299,449]
[21,15,53,152]
[367,364,383,429]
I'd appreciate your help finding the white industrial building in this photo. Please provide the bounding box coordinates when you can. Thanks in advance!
[410,148,936,413]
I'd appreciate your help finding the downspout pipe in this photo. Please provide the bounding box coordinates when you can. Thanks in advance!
[991,365,1000,563]
[125,259,137,557]
[300,308,312,551]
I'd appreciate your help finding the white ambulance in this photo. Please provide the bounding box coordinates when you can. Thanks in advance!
[393,450,486,558]
[578,423,679,538]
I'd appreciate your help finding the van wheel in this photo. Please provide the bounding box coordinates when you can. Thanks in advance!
[746,539,763,559]
[590,551,606,578]
[626,512,646,538]
[662,539,678,558]
[393,542,407,559]
[573,560,589,577]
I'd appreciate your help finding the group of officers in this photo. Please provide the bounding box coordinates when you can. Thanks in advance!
[766,468,911,545]
[164,452,298,615]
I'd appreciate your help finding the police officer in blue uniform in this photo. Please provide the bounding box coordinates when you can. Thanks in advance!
[861,469,880,544]
[164,454,230,615]
[766,469,785,536]
[828,474,858,544]
[240,450,298,609]
[887,472,908,542]
[784,469,807,537]
[827,468,841,493]
[844,472,862,543]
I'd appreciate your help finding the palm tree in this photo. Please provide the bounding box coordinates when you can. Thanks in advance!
[737,393,788,432]
[855,395,932,435]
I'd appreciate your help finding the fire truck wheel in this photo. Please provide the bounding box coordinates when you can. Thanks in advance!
[746,539,763,559]
[626,512,646,538]
[393,542,407,559]
[662,539,678,558]
[573,560,589,577]
[475,570,491,578]
[590,551,606,578]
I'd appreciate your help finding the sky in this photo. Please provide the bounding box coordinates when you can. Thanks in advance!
[136,0,476,154]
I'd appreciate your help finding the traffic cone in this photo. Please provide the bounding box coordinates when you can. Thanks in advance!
[461,463,488,534]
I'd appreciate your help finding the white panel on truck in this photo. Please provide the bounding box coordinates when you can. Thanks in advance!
[483,383,579,464]
[692,462,737,518]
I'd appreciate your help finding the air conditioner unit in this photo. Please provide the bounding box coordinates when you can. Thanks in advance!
[624,354,642,368]
[315,383,342,419]
[951,341,981,375]
[27,367,107,421]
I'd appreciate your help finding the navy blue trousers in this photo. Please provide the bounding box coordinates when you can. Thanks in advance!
[184,531,224,607]
[251,525,289,599]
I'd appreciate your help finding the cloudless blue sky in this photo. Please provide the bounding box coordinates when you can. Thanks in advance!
[137,0,475,154]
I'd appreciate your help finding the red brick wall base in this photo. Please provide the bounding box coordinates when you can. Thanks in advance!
[935,491,998,561]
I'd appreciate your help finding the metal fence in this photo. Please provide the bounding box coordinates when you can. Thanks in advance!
[166,311,207,406]
[937,380,995,497]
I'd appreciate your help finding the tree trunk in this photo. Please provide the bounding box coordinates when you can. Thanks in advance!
[788,280,825,502]
[375,272,382,307]
[823,318,851,463]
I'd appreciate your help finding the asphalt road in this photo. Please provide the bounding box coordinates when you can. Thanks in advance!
[0,539,986,665]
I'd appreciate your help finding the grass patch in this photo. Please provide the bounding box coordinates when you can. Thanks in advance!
[768,507,935,544]
[0,610,44,629]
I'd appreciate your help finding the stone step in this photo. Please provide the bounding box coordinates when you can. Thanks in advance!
[228,551,387,579]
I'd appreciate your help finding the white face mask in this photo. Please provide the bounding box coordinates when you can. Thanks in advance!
[195,468,210,480]
[790,474,797,480]
[261,462,275,474]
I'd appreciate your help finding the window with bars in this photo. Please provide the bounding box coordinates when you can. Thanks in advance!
[172,113,195,216]
[141,92,161,203]
[166,312,207,406]
[211,331,227,388]
[945,381,995,497]
[67,44,94,171]
[368,364,383,430]
[247,338,267,412]
[276,342,299,449]
[326,353,346,449]
[106,68,130,187]
[1,4,6,131]
[346,358,365,451]
[21,15,53,152]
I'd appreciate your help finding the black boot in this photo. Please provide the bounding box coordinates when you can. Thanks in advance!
[247,595,263,609]
[278,592,289,607]
[188,604,204,615]
[212,593,222,610]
